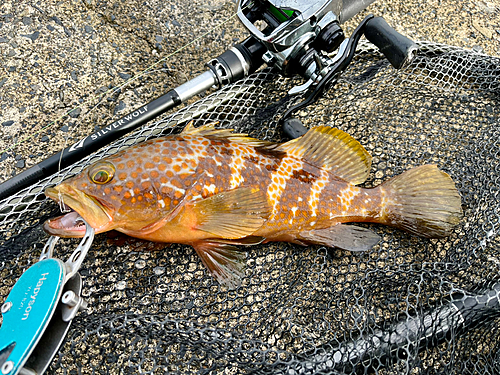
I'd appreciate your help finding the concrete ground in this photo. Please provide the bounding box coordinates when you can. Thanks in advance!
[0,0,499,184]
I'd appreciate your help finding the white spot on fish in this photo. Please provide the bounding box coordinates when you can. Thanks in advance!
[310,221,316,227]
[338,186,360,210]
[267,158,303,213]
[229,153,245,189]
[129,189,135,197]
[308,169,329,217]
[378,188,390,217]
[298,197,303,202]
[158,199,165,208]
[291,206,298,217]
[206,184,216,194]
[160,181,186,195]
[212,156,222,167]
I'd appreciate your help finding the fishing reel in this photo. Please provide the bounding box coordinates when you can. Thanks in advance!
[236,0,347,77]
[234,0,418,137]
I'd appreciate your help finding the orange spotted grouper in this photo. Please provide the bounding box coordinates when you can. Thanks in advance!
[44,122,463,287]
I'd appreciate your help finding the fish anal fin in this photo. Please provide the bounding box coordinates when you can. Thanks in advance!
[181,120,196,134]
[276,126,372,185]
[192,241,246,289]
[299,224,380,251]
[189,187,270,239]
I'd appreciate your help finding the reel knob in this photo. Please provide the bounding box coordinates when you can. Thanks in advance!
[313,21,345,53]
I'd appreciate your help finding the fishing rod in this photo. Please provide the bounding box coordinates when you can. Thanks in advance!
[0,0,416,202]
[253,281,500,374]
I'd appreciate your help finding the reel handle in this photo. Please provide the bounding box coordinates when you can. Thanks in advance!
[364,17,418,69]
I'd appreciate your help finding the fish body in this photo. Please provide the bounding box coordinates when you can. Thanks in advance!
[45,123,463,287]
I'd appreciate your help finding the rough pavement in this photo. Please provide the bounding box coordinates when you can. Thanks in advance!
[0,0,499,184]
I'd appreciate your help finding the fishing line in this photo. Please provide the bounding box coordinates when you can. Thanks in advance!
[0,3,245,158]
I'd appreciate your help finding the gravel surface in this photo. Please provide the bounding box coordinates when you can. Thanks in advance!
[0,0,499,184]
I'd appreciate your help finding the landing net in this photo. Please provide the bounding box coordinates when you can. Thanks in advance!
[1,40,499,374]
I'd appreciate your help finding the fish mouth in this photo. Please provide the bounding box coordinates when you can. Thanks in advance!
[44,186,113,237]
[43,210,87,237]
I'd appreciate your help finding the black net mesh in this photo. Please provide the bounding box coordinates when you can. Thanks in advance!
[1,40,499,374]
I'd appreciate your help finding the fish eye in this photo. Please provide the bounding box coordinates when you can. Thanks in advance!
[89,161,115,185]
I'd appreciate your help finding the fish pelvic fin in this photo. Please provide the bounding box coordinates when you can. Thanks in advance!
[379,165,463,238]
[192,241,246,289]
[274,126,372,185]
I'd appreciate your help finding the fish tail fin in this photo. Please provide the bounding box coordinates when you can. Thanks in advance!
[380,165,463,238]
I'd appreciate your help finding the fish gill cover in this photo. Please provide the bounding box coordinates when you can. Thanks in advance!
[1,5,500,375]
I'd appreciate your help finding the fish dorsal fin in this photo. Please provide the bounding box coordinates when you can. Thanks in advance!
[276,126,372,185]
[181,120,229,136]
[181,121,272,147]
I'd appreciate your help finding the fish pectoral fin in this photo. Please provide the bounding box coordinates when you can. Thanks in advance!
[190,187,270,240]
[274,126,372,185]
[192,240,246,289]
[298,224,380,252]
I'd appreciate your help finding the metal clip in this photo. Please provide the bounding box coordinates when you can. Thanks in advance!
[0,219,94,375]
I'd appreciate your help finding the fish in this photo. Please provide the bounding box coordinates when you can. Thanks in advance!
[44,122,463,288]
